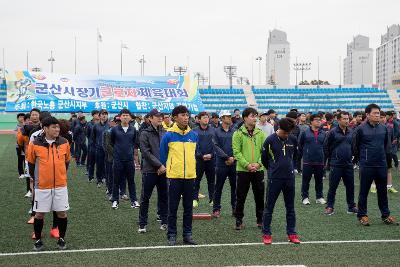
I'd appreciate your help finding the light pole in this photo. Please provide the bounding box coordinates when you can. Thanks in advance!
[224,65,237,89]
[194,72,203,85]
[174,66,187,76]
[48,51,55,73]
[255,56,262,85]
[199,75,208,86]
[293,62,311,85]
[237,76,249,85]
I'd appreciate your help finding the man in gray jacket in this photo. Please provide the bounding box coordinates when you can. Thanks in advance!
[138,109,168,233]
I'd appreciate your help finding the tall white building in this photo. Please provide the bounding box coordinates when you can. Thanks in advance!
[376,24,400,89]
[266,29,290,87]
[343,35,373,85]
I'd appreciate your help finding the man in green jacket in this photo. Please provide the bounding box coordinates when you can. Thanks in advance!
[232,107,267,230]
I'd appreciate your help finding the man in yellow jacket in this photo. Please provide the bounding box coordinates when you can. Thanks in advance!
[160,105,198,246]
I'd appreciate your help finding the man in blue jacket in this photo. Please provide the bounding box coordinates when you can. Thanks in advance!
[212,110,236,218]
[160,105,198,246]
[323,111,357,215]
[352,104,398,226]
[86,110,99,181]
[261,118,300,245]
[298,114,327,205]
[110,109,139,209]
[193,112,216,208]
[91,109,110,187]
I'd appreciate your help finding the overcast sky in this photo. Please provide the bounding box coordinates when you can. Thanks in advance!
[1,0,399,85]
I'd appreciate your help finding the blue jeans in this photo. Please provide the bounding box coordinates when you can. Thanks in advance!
[193,159,215,201]
[112,160,137,203]
[139,173,168,227]
[263,178,296,235]
[357,167,390,218]
[326,167,355,209]
[168,179,194,238]
[213,165,236,212]
[301,164,324,200]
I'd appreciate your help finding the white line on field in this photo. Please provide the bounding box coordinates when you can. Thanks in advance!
[1,239,400,257]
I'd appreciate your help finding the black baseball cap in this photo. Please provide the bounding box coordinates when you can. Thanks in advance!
[99,109,108,115]
[148,109,163,117]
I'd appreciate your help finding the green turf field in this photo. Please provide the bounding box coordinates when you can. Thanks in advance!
[0,134,399,266]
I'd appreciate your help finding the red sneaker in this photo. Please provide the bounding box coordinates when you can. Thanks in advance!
[31,231,36,240]
[288,234,301,244]
[212,210,221,218]
[50,227,60,239]
[262,234,272,245]
[27,216,34,224]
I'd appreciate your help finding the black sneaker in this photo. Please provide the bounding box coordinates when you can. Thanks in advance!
[183,235,197,245]
[57,238,67,250]
[156,214,161,222]
[167,236,176,246]
[235,219,245,230]
[34,239,44,251]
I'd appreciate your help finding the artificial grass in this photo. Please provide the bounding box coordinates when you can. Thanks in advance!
[0,134,399,266]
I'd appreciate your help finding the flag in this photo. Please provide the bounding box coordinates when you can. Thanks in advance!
[97,29,102,42]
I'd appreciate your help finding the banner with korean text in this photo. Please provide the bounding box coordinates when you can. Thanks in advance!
[5,71,204,113]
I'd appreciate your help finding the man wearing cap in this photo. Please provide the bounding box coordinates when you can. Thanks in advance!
[91,109,110,187]
[267,109,279,131]
[138,109,168,233]
[257,111,274,138]
[210,113,221,128]
[193,112,216,208]
[212,110,237,218]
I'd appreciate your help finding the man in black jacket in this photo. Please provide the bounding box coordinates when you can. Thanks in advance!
[323,111,357,216]
[352,104,398,226]
[138,109,168,233]
[73,116,87,166]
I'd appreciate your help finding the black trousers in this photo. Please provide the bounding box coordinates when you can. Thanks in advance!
[16,147,25,175]
[235,171,265,223]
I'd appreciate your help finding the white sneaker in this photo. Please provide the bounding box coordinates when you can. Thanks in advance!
[302,198,310,205]
[131,201,140,208]
[24,191,32,198]
[160,224,167,231]
[316,198,327,204]
[19,174,25,179]
[138,226,147,233]
[112,201,118,209]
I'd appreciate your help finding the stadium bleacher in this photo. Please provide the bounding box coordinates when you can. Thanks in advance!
[0,79,6,112]
[198,86,395,114]
[198,88,249,113]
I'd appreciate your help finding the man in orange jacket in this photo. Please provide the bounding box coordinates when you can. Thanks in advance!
[27,116,71,251]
